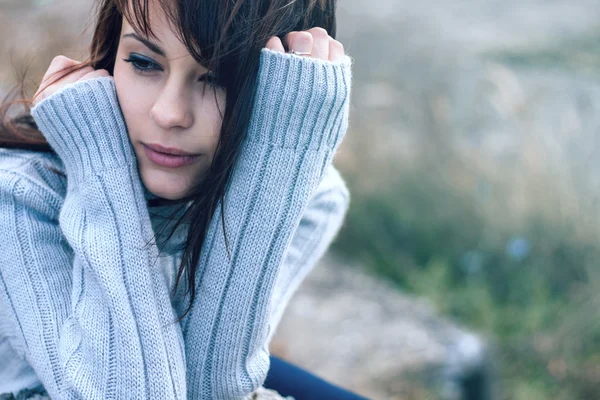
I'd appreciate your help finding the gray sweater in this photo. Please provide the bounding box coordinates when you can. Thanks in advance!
[0,48,352,399]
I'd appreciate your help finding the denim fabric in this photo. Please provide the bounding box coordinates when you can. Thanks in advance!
[264,356,370,400]
[0,385,49,400]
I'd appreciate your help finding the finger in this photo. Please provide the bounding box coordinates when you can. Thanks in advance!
[61,66,95,84]
[42,55,81,83]
[34,64,94,105]
[284,31,313,56]
[328,39,345,62]
[43,65,94,90]
[80,69,110,82]
[265,36,285,53]
[307,27,329,61]
[282,31,297,52]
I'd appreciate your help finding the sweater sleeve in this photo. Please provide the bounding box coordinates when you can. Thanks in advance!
[0,78,187,399]
[179,48,353,399]
[266,163,350,345]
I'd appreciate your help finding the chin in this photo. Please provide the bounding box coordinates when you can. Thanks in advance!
[148,188,185,201]
[140,169,191,201]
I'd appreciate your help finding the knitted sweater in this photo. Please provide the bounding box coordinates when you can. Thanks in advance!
[0,48,352,399]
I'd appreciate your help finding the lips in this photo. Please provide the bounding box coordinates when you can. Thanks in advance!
[143,143,199,156]
[142,143,200,168]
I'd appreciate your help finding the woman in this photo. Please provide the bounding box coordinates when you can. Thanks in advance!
[0,0,360,399]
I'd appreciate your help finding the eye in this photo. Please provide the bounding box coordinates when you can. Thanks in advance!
[199,73,219,87]
[122,53,162,74]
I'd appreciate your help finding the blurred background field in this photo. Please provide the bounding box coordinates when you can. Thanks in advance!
[1,1,600,399]
[332,1,600,399]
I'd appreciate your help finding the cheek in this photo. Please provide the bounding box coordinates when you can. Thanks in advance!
[197,89,226,149]
[202,90,226,135]
[113,65,155,134]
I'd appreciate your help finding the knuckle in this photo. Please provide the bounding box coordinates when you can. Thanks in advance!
[297,31,313,42]
[266,36,280,46]
[330,39,344,52]
[51,55,73,67]
[309,27,329,37]
[51,55,67,63]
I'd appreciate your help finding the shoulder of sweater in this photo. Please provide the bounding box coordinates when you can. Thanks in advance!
[0,148,65,213]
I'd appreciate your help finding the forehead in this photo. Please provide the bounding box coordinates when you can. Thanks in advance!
[119,0,215,68]
[120,8,192,61]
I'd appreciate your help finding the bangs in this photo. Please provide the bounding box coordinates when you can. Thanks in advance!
[106,0,338,92]
[115,0,218,68]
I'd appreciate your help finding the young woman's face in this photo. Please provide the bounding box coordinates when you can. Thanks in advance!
[113,7,225,200]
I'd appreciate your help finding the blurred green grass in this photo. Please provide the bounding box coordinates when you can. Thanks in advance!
[485,30,600,76]
[330,12,600,396]
[333,162,600,399]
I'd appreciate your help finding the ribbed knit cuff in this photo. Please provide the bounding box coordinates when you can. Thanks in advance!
[249,48,353,151]
[31,77,134,183]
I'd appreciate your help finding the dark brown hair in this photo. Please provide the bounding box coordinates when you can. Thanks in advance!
[0,0,337,322]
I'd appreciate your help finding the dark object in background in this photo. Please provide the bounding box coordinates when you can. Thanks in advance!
[0,385,49,400]
[265,355,371,400]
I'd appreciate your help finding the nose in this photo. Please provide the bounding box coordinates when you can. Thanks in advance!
[150,81,194,130]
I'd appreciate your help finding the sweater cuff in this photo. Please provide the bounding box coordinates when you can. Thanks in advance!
[31,76,135,183]
[249,48,353,151]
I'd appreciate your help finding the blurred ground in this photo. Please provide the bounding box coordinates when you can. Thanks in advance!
[270,255,491,400]
[2,1,600,399]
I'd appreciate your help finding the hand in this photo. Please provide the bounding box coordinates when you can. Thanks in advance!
[266,28,345,62]
[32,56,110,106]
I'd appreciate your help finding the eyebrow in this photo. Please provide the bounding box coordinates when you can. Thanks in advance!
[122,33,166,57]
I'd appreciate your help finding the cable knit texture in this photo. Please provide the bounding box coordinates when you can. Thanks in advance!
[0,48,352,399]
